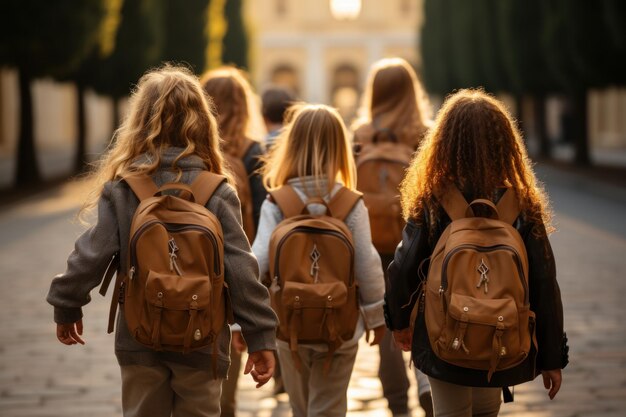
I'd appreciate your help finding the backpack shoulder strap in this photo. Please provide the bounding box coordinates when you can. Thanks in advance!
[269,185,305,218]
[435,184,469,221]
[190,171,227,207]
[496,188,521,225]
[328,187,363,221]
[123,173,158,201]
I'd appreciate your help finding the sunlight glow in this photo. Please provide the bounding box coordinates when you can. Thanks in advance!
[330,0,362,20]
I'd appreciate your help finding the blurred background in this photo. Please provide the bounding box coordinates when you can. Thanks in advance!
[1,0,625,190]
[0,1,625,417]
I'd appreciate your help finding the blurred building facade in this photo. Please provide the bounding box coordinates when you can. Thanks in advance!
[0,0,625,190]
[245,0,424,122]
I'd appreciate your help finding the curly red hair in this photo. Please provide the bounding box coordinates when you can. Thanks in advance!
[401,89,553,234]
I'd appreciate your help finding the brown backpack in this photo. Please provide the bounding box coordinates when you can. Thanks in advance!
[224,138,256,242]
[418,185,537,381]
[355,129,414,254]
[268,185,362,366]
[104,172,229,354]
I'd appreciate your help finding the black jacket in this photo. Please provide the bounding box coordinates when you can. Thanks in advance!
[384,199,569,387]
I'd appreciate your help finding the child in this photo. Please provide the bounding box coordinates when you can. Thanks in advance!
[252,104,386,417]
[201,66,268,417]
[385,89,568,417]
[261,85,297,150]
[258,84,297,395]
[351,57,433,417]
[47,65,277,417]
[201,66,267,240]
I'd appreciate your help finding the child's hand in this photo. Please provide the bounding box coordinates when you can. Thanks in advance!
[541,369,562,400]
[231,331,247,353]
[244,350,275,388]
[365,325,386,346]
[392,328,411,351]
[56,320,85,345]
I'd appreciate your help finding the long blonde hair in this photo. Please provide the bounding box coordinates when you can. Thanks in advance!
[401,89,552,233]
[262,104,356,195]
[200,66,263,155]
[81,64,228,216]
[353,57,432,146]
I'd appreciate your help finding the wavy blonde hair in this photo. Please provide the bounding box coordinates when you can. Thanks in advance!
[200,66,263,156]
[352,57,432,146]
[80,64,228,217]
[261,104,356,195]
[401,89,553,233]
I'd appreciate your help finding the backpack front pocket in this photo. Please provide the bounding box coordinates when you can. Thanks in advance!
[436,293,526,378]
[139,270,213,352]
[281,281,348,346]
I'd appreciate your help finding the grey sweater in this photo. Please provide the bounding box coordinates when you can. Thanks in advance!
[251,176,385,348]
[47,148,278,376]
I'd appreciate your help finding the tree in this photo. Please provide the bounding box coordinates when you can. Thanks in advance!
[86,0,165,141]
[161,0,210,72]
[0,1,107,185]
[542,0,626,165]
[496,0,558,157]
[57,0,122,173]
[221,0,248,69]
[421,0,453,95]
[422,0,508,96]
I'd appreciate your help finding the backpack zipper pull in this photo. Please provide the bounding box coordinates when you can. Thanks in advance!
[129,266,136,281]
[168,237,183,276]
[476,259,490,294]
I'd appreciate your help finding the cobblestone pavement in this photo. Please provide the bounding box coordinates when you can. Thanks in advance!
[1,165,625,417]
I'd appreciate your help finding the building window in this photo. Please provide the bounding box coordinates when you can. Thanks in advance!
[276,0,287,17]
[400,0,412,15]
[271,64,299,95]
[331,64,360,122]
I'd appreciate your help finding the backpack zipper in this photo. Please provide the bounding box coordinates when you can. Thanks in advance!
[273,226,355,286]
[129,220,222,278]
[440,244,528,305]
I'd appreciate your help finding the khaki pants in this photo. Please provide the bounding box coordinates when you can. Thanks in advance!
[277,340,358,417]
[121,362,222,417]
[428,377,501,417]
[220,348,242,417]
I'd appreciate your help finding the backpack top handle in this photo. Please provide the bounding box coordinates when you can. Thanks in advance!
[156,182,196,202]
[270,185,362,221]
[123,171,225,207]
[466,199,500,220]
[437,183,522,225]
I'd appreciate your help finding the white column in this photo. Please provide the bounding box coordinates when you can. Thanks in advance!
[366,38,385,73]
[305,39,326,104]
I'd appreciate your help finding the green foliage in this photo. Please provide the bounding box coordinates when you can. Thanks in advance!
[0,0,107,77]
[422,0,626,95]
[496,0,555,94]
[161,0,210,72]
[222,0,248,69]
[421,0,452,95]
[93,0,166,99]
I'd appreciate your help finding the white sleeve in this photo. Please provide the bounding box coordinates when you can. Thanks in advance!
[251,199,283,279]
[345,199,386,329]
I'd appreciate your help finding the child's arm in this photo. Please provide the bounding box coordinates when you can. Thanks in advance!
[385,218,430,332]
[47,183,121,344]
[244,350,276,388]
[346,199,386,342]
[251,198,282,278]
[208,184,278,363]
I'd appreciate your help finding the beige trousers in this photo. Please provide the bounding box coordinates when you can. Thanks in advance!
[428,377,501,417]
[121,362,222,417]
[220,348,242,417]
[277,340,358,417]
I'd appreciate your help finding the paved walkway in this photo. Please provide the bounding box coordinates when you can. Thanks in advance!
[1,165,625,416]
